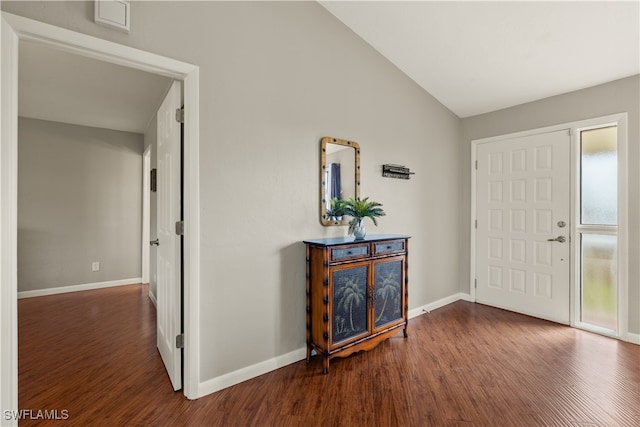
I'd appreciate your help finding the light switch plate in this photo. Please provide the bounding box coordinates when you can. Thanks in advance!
[95,0,130,33]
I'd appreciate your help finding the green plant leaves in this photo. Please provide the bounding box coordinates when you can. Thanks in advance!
[342,197,385,234]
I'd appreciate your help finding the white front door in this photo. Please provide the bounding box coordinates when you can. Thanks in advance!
[476,130,571,323]
[156,81,182,390]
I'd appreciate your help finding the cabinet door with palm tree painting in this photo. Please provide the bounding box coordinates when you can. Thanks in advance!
[331,264,369,347]
[373,258,405,330]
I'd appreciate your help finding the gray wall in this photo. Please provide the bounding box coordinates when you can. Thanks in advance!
[5,1,638,392]
[460,75,640,335]
[18,117,144,291]
[2,1,461,382]
[14,2,637,391]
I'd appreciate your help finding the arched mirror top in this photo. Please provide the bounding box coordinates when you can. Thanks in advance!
[320,137,360,226]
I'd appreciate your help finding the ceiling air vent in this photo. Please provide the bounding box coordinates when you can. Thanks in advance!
[94,0,130,33]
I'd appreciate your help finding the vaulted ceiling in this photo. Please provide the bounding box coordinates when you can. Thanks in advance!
[320,1,640,117]
[17,1,640,134]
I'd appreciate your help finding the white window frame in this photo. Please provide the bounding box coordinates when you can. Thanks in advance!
[571,117,628,338]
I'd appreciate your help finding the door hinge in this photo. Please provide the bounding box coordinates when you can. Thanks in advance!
[474,278,477,289]
[175,108,184,123]
[475,219,477,229]
[175,221,184,236]
[176,333,184,349]
[475,160,478,170]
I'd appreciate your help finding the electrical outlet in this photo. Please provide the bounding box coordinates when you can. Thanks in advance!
[92,262,100,272]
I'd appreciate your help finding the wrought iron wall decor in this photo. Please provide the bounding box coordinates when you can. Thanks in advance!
[382,164,414,179]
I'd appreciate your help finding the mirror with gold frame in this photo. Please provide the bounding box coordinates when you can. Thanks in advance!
[320,137,360,226]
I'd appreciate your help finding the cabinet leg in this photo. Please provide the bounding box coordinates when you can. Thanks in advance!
[306,345,311,363]
[322,356,329,374]
[403,325,408,338]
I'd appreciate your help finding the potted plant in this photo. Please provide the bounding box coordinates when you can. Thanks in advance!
[342,197,386,240]
[325,197,347,222]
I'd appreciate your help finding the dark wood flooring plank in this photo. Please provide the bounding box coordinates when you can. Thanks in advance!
[18,285,639,426]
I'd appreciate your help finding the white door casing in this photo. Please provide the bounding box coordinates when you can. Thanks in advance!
[156,81,183,391]
[0,13,201,416]
[476,130,571,324]
[1,13,20,418]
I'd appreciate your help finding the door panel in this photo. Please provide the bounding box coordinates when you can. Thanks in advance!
[331,264,369,347]
[476,130,570,323]
[156,81,182,391]
[373,258,404,330]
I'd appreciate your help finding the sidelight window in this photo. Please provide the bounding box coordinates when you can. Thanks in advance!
[578,126,618,331]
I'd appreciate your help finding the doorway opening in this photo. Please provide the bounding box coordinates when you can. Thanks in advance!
[474,129,571,324]
[470,113,629,342]
[1,12,202,412]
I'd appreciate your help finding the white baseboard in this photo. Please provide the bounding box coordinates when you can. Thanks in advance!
[198,347,307,398]
[408,292,472,319]
[17,277,142,299]
[625,332,640,345]
[196,290,635,399]
[148,290,157,307]
[197,292,471,399]
[459,292,473,302]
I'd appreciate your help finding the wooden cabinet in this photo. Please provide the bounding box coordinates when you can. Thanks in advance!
[304,234,410,373]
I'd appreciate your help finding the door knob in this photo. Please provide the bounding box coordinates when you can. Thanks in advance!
[150,239,159,246]
[547,236,566,243]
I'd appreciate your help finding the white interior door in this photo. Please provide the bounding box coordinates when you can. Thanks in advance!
[476,130,571,323]
[156,80,182,390]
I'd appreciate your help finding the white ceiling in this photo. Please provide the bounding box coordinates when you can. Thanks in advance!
[320,1,640,118]
[19,41,172,134]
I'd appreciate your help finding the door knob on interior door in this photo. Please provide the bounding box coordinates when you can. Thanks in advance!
[547,236,566,243]
[150,239,159,246]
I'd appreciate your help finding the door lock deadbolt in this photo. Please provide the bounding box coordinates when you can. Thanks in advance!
[557,221,566,228]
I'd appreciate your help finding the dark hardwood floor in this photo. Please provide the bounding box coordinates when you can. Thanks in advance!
[18,284,639,426]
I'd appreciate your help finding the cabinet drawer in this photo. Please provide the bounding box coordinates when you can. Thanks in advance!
[374,240,405,255]
[330,244,369,262]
